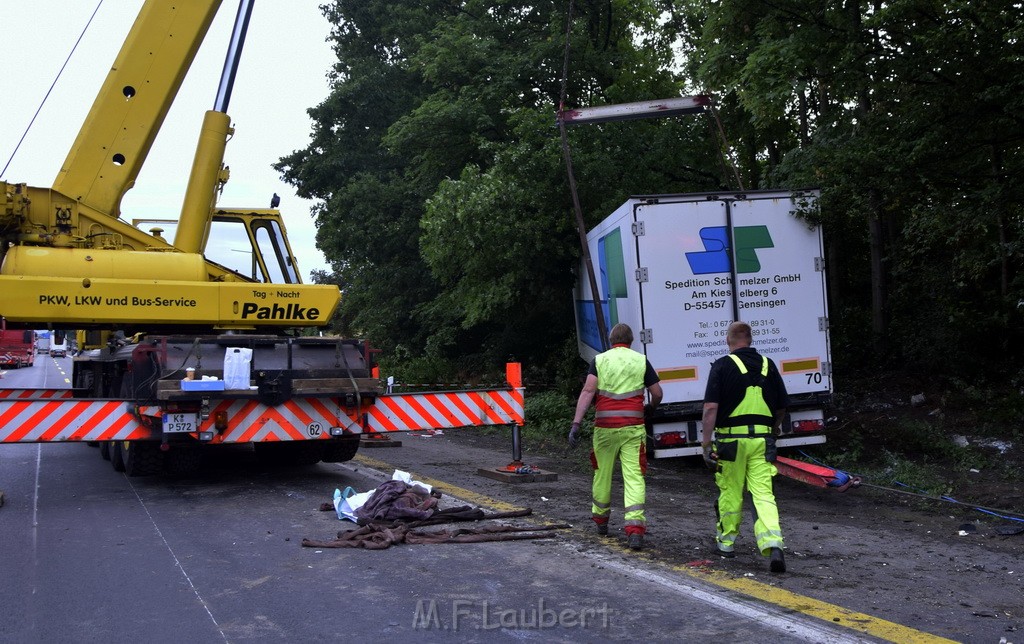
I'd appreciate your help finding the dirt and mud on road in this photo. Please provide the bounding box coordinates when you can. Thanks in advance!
[354,428,1024,643]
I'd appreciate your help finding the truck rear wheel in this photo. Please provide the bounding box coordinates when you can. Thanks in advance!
[254,441,325,467]
[322,437,360,463]
[111,441,126,472]
[122,441,162,477]
[164,443,202,477]
[99,442,111,460]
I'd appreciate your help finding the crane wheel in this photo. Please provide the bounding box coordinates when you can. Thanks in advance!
[111,441,126,472]
[164,444,202,477]
[122,441,162,477]
[322,437,360,463]
[254,441,325,467]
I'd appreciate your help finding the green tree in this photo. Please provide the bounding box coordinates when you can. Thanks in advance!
[676,0,1024,376]
[278,0,725,378]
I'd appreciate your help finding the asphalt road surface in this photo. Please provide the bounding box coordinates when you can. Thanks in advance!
[1,440,872,643]
[0,352,71,389]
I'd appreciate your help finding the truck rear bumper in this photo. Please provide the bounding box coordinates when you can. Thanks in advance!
[648,402,829,459]
[652,433,825,458]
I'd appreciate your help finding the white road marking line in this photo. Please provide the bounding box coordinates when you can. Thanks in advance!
[125,477,229,642]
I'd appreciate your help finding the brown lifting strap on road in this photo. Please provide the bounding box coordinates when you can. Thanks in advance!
[302,508,570,550]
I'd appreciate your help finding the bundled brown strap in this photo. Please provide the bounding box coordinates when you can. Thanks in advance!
[404,524,570,545]
[301,514,569,550]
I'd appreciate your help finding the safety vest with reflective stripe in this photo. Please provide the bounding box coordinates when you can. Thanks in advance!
[594,347,647,429]
[719,353,774,430]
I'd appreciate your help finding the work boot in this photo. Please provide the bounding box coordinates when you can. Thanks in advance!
[596,523,608,536]
[769,547,786,573]
[628,533,643,550]
[714,547,735,559]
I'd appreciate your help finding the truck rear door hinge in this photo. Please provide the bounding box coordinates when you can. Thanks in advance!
[821,361,832,377]
[631,221,645,236]
[639,328,653,344]
[635,267,649,283]
[814,257,825,272]
[818,316,829,332]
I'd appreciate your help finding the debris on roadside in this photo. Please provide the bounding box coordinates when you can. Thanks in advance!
[304,469,568,549]
[302,516,568,550]
[328,469,435,522]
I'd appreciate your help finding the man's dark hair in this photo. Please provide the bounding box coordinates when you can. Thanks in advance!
[609,323,633,346]
[727,321,752,348]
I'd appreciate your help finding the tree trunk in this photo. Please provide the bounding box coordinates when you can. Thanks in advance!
[991,144,1008,298]
[868,189,887,355]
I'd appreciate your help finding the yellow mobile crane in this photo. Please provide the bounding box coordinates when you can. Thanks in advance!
[0,1,526,478]
[0,1,380,474]
[1,1,338,329]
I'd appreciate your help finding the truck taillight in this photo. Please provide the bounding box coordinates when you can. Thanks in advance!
[792,419,824,433]
[214,410,229,431]
[656,432,686,447]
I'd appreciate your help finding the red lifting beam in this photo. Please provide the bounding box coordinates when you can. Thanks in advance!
[775,455,860,492]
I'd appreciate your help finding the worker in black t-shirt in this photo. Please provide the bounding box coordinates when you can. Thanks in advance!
[701,321,789,573]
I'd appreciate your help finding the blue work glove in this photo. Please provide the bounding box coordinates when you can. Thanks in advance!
[568,422,581,449]
[702,442,718,470]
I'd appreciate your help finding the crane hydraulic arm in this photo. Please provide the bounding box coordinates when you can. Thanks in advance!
[0,0,339,332]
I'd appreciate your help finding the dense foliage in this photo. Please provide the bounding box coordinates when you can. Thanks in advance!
[277,0,1024,387]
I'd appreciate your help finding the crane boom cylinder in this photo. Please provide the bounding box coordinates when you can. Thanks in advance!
[174,111,231,254]
[214,0,255,112]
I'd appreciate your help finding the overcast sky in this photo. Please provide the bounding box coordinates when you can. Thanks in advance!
[0,1,336,282]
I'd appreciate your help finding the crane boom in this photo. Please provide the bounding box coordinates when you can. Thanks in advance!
[51,2,221,216]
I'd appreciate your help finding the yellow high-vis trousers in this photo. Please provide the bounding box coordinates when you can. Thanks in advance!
[714,436,784,555]
[590,425,647,535]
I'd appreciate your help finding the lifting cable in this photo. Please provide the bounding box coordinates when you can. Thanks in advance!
[798,450,1024,523]
[555,1,751,351]
[707,102,744,192]
[1,0,105,179]
[556,0,609,352]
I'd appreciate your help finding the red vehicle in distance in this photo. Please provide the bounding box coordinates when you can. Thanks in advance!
[0,319,35,369]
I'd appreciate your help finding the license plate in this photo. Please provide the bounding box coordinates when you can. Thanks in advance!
[163,412,199,434]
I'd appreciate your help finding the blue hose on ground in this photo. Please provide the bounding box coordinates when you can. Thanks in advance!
[798,450,1024,524]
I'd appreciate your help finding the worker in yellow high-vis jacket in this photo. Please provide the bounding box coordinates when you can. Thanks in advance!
[701,321,789,573]
[570,323,662,550]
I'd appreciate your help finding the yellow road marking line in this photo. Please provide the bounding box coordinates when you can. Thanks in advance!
[351,453,957,643]
[670,565,956,643]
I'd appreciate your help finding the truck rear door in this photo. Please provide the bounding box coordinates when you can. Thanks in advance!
[634,191,831,405]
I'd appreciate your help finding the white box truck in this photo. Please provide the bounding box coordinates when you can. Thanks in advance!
[574,190,832,458]
[49,339,67,358]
